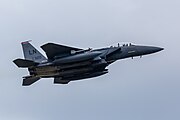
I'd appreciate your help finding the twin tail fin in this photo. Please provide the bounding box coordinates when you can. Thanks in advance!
[21,41,47,63]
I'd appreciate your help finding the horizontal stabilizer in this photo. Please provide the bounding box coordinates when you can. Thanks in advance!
[23,76,40,86]
[41,43,83,59]
[13,59,38,68]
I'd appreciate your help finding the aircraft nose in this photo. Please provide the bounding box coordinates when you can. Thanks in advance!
[137,46,164,55]
[149,47,164,53]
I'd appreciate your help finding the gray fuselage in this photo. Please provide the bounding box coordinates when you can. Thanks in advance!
[30,44,163,82]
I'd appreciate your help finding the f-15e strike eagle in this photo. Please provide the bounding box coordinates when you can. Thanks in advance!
[13,41,163,86]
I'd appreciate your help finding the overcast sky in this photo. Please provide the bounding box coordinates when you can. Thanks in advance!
[0,0,180,120]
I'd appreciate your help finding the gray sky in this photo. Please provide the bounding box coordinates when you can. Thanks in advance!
[0,0,180,120]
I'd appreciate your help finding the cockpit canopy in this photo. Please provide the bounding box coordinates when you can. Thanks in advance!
[110,43,135,48]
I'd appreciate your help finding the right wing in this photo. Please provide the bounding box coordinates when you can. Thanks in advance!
[41,43,83,59]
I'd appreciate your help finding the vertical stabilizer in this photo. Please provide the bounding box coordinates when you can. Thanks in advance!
[21,41,47,63]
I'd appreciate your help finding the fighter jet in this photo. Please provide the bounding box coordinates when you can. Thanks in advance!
[13,41,163,86]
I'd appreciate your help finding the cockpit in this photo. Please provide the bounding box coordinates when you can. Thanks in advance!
[110,43,134,48]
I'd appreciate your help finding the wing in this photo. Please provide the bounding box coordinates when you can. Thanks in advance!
[41,43,83,59]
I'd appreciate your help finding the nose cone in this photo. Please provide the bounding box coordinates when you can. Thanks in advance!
[148,46,164,53]
[137,46,164,56]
